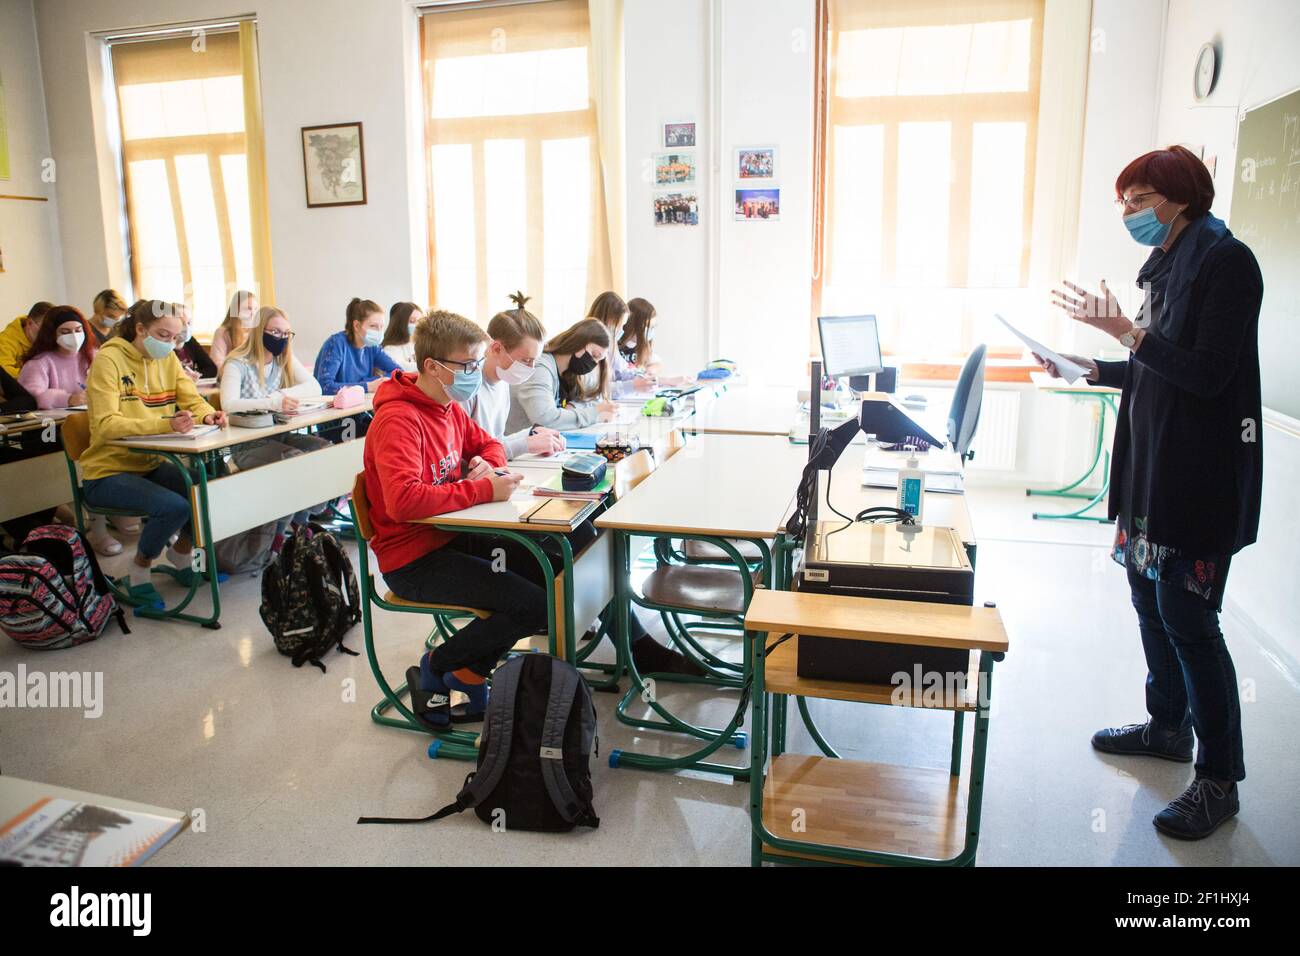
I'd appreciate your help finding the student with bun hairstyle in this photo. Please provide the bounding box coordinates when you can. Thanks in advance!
[462,292,564,457]
[209,289,259,369]
[313,297,402,394]
[381,302,424,372]
[505,318,616,433]
[88,290,129,346]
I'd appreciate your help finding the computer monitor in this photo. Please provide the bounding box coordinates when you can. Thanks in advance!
[818,314,884,379]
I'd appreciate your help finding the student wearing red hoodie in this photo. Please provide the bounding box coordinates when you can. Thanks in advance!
[364,310,542,727]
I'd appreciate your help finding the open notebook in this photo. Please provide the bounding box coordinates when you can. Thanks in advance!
[118,423,220,443]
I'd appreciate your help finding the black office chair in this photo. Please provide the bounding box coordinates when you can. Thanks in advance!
[948,344,985,462]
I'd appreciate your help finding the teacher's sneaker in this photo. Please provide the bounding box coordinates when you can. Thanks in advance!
[1091,719,1193,762]
[1154,777,1239,840]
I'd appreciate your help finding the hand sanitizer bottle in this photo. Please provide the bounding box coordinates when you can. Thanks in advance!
[897,452,925,524]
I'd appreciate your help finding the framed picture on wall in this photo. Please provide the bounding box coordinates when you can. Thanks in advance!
[663,122,696,148]
[301,122,367,208]
[735,187,780,222]
[654,190,699,226]
[735,146,776,180]
[654,152,696,186]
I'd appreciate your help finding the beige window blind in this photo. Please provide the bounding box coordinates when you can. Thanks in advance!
[815,0,1045,358]
[420,0,612,328]
[111,26,271,334]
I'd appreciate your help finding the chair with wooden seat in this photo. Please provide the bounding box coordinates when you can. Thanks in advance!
[60,412,149,537]
[348,471,489,759]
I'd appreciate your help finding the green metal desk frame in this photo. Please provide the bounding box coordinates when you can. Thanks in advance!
[605,531,773,778]
[1027,391,1118,523]
[748,646,1001,867]
[67,447,225,629]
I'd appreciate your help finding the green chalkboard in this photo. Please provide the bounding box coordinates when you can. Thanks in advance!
[1229,86,1300,420]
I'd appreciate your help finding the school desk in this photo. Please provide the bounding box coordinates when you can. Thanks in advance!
[417,462,624,670]
[744,589,1008,866]
[0,450,70,524]
[103,400,373,627]
[684,385,801,436]
[594,433,810,776]
[1027,371,1121,523]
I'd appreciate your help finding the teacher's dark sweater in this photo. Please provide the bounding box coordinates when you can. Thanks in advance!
[1093,222,1264,556]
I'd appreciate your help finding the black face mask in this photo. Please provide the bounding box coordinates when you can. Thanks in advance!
[262,332,288,357]
[568,351,598,376]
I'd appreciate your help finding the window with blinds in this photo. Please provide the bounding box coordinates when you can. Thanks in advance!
[420,0,611,328]
[110,28,258,334]
[816,0,1044,358]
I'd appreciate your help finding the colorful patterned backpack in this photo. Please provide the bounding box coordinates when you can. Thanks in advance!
[0,525,128,649]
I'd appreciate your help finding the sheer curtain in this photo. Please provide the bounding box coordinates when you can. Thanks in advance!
[110,26,271,333]
[814,0,1048,360]
[420,0,612,329]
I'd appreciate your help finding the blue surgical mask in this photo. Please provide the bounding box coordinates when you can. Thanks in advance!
[175,328,191,346]
[143,335,174,360]
[1123,200,1172,246]
[364,329,383,348]
[437,362,482,403]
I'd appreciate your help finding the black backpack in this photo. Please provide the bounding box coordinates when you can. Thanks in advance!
[358,653,600,832]
[259,526,361,672]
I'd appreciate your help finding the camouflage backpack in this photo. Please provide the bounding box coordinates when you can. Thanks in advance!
[259,526,360,672]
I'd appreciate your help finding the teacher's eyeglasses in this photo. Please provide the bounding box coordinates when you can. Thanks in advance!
[1114,191,1160,211]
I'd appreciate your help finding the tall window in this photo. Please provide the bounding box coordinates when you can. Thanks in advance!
[110,27,259,334]
[816,0,1044,357]
[421,0,611,326]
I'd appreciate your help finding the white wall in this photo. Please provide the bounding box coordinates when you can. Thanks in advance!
[0,0,66,320]
[623,0,814,385]
[33,0,424,360]
[1154,0,1300,666]
[623,0,711,380]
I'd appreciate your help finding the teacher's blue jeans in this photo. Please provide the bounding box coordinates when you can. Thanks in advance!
[83,463,193,560]
[1128,564,1245,782]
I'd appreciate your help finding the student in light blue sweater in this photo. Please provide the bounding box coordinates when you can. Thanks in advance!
[312,297,401,394]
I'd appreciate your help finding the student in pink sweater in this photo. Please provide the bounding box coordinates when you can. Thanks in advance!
[18,306,122,556]
[18,306,95,409]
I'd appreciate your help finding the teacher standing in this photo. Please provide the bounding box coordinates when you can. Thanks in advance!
[1042,145,1262,841]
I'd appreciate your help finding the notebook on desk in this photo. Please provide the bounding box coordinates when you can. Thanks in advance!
[520,497,599,525]
[118,424,220,444]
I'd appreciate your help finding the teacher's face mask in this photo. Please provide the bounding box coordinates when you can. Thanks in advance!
[1123,199,1173,246]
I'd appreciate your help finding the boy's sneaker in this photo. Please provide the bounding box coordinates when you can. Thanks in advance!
[1091,719,1193,762]
[1154,777,1239,840]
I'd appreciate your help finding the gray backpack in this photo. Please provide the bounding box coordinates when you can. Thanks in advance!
[358,653,599,832]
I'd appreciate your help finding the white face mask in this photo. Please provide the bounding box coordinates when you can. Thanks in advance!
[58,331,86,353]
[497,352,535,386]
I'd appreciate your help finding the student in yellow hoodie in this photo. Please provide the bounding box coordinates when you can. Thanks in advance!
[0,301,54,378]
[80,300,226,578]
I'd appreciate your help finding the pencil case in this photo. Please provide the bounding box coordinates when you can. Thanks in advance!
[332,385,366,409]
[561,453,607,491]
[230,411,274,428]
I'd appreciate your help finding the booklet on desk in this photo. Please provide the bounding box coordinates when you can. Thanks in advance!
[118,423,219,443]
[0,796,185,866]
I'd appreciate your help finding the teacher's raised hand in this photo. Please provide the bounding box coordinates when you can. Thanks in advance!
[1050,279,1130,339]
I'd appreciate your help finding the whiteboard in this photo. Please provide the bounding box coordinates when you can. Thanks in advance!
[1229,87,1300,420]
